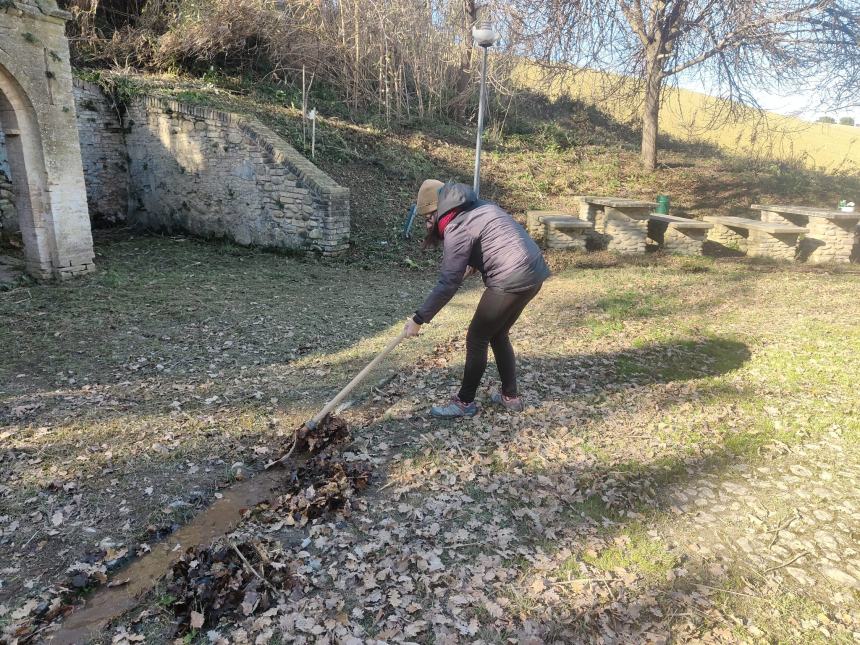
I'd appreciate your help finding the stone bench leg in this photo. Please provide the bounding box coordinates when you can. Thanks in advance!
[526,211,545,247]
[805,218,857,264]
[707,224,748,252]
[604,207,647,254]
[747,230,799,261]
[545,225,587,250]
[576,197,600,223]
[648,220,705,255]
[664,226,706,255]
[574,198,608,249]
[762,209,856,263]
[647,219,668,246]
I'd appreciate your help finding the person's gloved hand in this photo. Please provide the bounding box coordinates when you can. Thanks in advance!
[404,318,422,338]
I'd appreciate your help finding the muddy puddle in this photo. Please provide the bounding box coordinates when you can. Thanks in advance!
[47,466,290,644]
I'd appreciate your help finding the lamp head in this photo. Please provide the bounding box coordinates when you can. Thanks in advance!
[472,21,498,48]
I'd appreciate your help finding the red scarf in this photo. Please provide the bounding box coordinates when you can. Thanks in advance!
[437,210,458,237]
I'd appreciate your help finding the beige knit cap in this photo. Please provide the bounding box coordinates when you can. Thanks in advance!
[416,179,444,216]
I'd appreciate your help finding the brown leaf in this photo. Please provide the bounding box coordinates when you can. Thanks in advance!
[190,611,204,629]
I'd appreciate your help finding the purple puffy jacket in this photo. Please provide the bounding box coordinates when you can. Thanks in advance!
[414,183,550,324]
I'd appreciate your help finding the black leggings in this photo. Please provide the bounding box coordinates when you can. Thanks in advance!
[458,284,541,403]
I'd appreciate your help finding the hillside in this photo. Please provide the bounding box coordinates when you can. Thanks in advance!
[523,65,860,173]
[77,71,860,267]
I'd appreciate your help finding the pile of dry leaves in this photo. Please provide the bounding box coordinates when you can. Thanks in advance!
[256,454,373,530]
[167,538,293,637]
[293,417,350,455]
[164,427,373,637]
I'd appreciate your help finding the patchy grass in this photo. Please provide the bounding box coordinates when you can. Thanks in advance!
[582,529,677,579]
[713,585,858,644]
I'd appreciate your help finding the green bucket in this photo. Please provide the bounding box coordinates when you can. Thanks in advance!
[656,195,670,215]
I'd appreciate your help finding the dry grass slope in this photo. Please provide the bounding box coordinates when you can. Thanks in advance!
[517,65,860,174]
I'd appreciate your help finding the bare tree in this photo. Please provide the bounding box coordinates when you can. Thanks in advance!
[517,0,860,170]
[62,0,523,129]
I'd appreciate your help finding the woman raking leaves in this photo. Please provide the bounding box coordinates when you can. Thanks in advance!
[403,180,550,418]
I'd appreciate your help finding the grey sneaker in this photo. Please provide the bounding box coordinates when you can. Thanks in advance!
[490,391,525,412]
[431,397,478,419]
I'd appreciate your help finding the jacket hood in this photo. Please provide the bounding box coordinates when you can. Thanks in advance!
[432,182,478,227]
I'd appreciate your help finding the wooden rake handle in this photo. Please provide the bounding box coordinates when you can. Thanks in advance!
[306,327,409,429]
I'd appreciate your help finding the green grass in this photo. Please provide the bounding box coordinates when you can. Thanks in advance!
[564,495,618,524]
[581,527,677,579]
[594,290,674,319]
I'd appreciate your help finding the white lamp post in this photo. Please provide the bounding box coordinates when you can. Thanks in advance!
[472,20,497,198]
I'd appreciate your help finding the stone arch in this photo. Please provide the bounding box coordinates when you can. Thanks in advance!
[0,62,58,277]
[0,0,94,280]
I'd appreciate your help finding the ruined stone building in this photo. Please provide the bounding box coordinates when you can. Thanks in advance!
[1,1,350,280]
[0,0,94,279]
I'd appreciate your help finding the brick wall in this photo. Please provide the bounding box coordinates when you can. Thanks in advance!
[124,97,350,255]
[72,79,129,225]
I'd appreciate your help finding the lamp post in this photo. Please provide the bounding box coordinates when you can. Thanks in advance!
[472,21,497,198]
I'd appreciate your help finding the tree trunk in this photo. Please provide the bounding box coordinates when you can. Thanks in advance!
[455,0,478,118]
[641,54,662,171]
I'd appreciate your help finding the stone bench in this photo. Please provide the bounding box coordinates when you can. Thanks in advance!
[646,213,712,256]
[704,215,807,261]
[752,204,860,264]
[526,211,593,250]
[575,196,657,255]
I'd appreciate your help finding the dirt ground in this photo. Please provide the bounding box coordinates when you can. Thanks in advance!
[2,233,860,643]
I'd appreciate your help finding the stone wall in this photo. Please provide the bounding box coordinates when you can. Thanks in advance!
[72,79,128,225]
[125,97,350,254]
[0,169,15,238]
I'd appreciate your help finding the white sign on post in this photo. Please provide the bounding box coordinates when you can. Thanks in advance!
[308,108,317,159]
